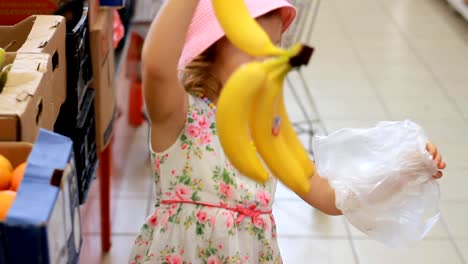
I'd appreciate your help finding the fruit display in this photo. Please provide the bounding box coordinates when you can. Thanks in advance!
[0,154,27,220]
[0,130,82,264]
[212,0,316,195]
[0,154,13,190]
[0,47,12,93]
[0,190,16,220]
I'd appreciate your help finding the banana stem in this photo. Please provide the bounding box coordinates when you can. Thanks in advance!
[262,44,314,72]
[270,63,292,81]
[262,56,290,72]
[289,45,314,68]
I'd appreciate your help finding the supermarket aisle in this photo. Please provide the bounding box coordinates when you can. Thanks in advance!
[102,0,468,263]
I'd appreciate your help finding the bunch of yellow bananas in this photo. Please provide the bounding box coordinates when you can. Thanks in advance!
[212,0,316,195]
[0,48,12,93]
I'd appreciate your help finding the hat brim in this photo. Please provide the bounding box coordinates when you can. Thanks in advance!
[178,0,297,69]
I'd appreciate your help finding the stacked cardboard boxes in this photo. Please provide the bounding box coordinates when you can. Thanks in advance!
[0,15,67,143]
[89,7,117,153]
[0,1,122,262]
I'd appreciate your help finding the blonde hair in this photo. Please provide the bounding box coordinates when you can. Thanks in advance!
[180,9,285,101]
[180,45,222,102]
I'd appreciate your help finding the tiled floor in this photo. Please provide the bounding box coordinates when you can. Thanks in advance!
[93,0,468,263]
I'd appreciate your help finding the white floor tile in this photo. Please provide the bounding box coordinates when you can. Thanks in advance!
[275,182,299,200]
[306,79,376,98]
[102,235,136,264]
[321,119,382,134]
[383,96,461,121]
[303,60,368,81]
[310,4,344,40]
[311,38,357,64]
[273,200,349,237]
[364,63,434,83]
[430,64,468,86]
[455,239,468,263]
[443,81,468,101]
[440,166,468,201]
[372,77,445,98]
[454,98,468,119]
[113,198,149,234]
[284,77,322,123]
[118,162,153,198]
[413,119,468,145]
[346,216,449,239]
[278,238,356,264]
[441,202,468,238]
[313,96,388,121]
[436,143,468,168]
[353,239,462,264]
[407,35,468,55]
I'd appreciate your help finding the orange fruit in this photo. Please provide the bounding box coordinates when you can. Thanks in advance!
[11,162,27,191]
[0,155,13,190]
[0,190,16,220]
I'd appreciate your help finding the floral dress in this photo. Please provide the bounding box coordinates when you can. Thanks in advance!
[129,93,282,264]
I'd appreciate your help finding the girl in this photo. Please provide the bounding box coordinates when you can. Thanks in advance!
[129,0,446,263]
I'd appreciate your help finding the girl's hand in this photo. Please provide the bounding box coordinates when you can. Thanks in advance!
[427,142,446,179]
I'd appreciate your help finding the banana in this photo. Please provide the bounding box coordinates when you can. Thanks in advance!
[249,59,311,195]
[211,0,286,57]
[216,61,270,183]
[0,64,12,94]
[276,45,316,179]
[278,88,316,178]
[216,54,296,183]
[0,48,5,69]
[212,0,317,192]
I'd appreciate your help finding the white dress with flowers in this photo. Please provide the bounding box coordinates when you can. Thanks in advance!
[129,93,282,264]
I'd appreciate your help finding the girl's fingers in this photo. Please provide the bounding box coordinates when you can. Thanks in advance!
[432,171,443,179]
[427,143,437,156]
[434,152,442,166]
[439,161,447,170]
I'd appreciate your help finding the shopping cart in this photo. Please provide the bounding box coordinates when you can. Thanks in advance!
[283,0,323,155]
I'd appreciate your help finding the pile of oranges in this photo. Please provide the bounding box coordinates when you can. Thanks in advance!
[0,154,27,221]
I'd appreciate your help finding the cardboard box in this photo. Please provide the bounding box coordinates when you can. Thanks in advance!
[0,15,67,117]
[89,9,116,151]
[0,53,58,143]
[0,0,67,26]
[0,142,32,167]
[0,129,81,264]
[87,0,100,28]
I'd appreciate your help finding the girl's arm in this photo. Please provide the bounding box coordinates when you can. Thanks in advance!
[298,142,446,216]
[298,173,343,216]
[142,0,199,123]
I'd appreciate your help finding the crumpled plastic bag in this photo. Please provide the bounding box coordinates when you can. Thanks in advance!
[312,120,440,247]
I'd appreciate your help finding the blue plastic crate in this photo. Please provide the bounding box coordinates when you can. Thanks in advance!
[0,130,81,264]
[100,0,126,7]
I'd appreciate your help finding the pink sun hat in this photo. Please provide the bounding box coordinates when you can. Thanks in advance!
[178,0,297,69]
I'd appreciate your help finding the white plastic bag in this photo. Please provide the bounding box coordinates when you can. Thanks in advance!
[312,120,440,247]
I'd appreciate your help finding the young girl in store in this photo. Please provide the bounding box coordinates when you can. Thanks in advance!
[129,0,446,262]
